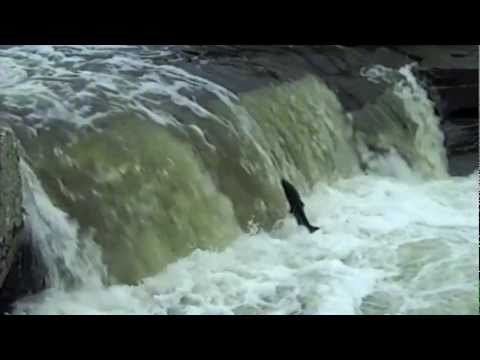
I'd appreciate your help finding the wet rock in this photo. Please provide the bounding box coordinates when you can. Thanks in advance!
[406,47,478,176]
[0,235,48,313]
[0,126,48,313]
[323,45,478,176]
[0,126,23,299]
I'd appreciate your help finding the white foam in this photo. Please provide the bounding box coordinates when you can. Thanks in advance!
[0,58,28,88]
[0,46,245,131]
[360,63,448,179]
[19,160,107,290]
[13,172,478,315]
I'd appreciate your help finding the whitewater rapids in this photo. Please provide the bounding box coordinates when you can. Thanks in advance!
[12,167,478,315]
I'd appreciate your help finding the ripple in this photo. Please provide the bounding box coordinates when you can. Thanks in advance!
[0,58,28,88]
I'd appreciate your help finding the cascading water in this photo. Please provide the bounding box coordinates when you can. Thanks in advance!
[20,159,107,290]
[0,45,477,315]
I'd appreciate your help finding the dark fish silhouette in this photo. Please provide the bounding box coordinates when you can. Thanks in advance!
[280,179,319,234]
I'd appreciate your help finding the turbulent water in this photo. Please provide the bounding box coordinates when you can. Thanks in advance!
[0,45,478,315]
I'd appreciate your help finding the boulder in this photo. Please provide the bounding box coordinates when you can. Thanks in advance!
[0,127,23,292]
[0,126,47,314]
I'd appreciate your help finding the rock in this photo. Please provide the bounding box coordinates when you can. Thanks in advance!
[406,47,478,176]
[390,45,478,69]
[0,126,23,292]
[0,236,48,314]
[0,126,47,313]
[339,45,478,176]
